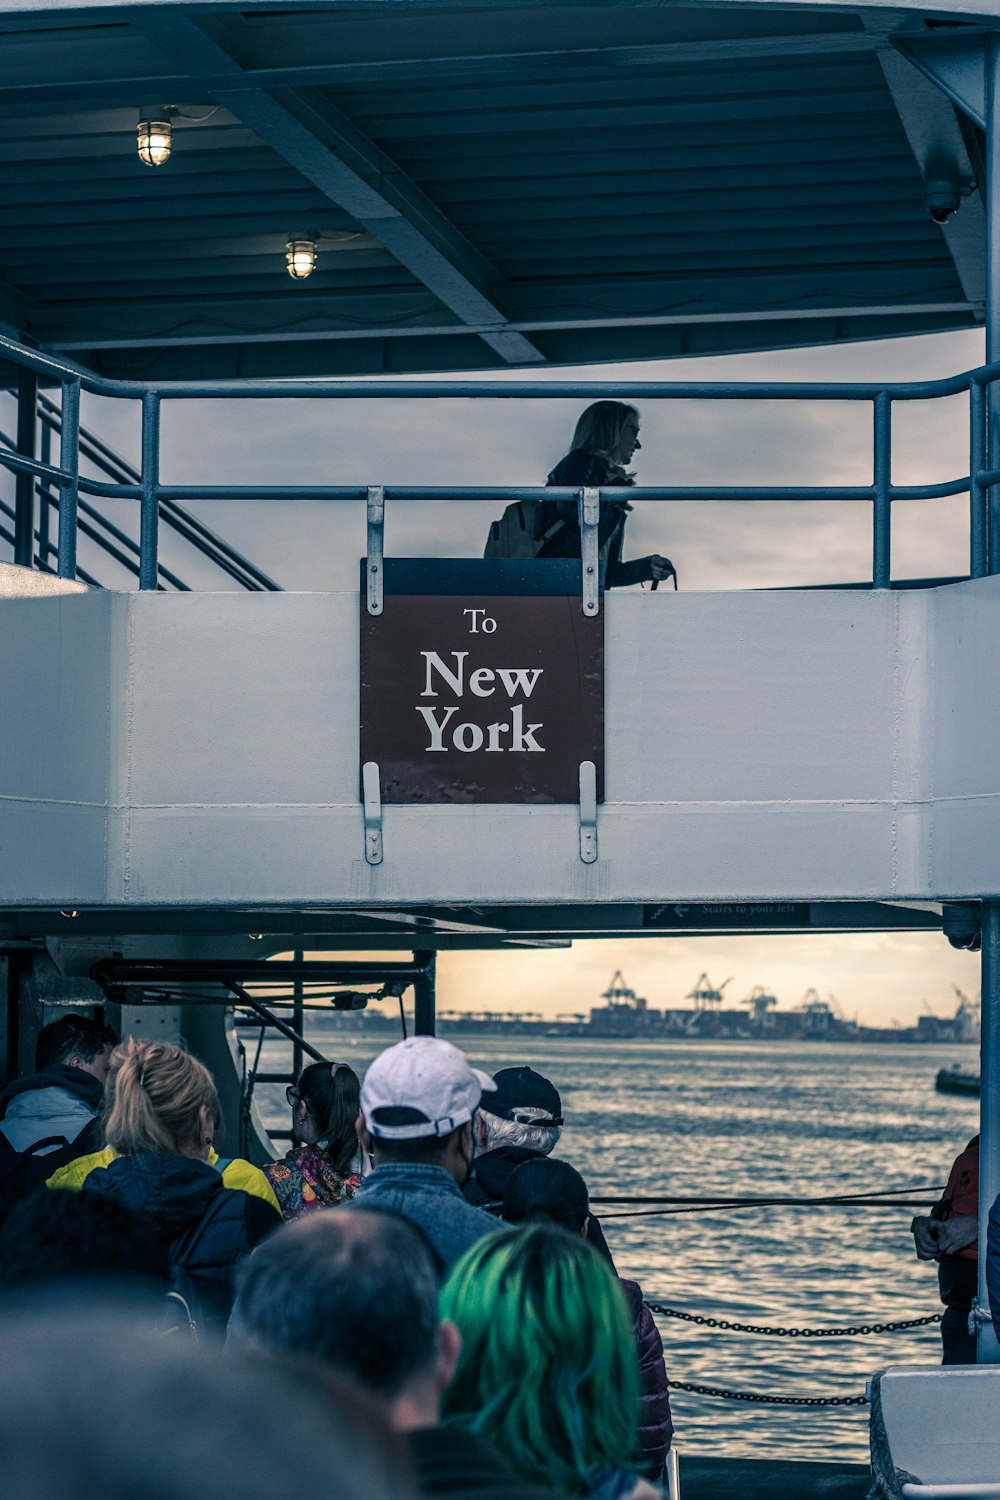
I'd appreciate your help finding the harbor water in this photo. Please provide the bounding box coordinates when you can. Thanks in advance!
[250,1032,980,1465]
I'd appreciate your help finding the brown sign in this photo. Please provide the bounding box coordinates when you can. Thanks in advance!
[360,562,603,804]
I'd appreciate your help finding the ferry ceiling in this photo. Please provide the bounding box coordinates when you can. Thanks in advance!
[0,0,990,382]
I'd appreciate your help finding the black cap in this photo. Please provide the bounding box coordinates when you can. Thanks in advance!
[485,1066,563,1125]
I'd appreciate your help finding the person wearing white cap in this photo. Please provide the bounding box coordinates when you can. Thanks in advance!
[351,1037,501,1272]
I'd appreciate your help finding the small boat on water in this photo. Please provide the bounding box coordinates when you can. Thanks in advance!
[935,1065,981,1098]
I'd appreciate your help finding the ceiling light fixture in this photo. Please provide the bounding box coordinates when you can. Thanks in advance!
[285,237,318,280]
[137,116,173,167]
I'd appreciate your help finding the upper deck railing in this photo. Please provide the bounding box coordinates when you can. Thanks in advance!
[0,332,997,602]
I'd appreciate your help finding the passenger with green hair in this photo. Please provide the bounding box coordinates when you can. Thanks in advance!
[439,1224,661,1500]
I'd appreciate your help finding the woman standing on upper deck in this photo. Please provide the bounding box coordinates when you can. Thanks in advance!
[541,401,674,589]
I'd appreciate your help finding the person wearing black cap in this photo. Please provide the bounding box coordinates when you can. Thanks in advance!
[462,1066,615,1267]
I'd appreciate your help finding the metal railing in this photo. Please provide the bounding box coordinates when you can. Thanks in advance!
[0,384,282,591]
[0,331,996,600]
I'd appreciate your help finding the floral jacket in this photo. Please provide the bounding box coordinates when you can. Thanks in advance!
[263,1145,361,1222]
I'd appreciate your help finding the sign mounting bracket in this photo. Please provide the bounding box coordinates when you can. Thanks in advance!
[367,485,385,616]
[579,760,598,864]
[580,487,600,617]
[362,760,383,865]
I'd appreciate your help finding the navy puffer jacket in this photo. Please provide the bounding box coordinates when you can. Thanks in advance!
[619,1277,673,1480]
[84,1152,279,1333]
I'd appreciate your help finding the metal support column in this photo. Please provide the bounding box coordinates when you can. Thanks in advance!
[976,31,1000,1361]
[979,901,1000,1360]
[291,945,304,1085]
[13,366,36,567]
[987,36,1000,575]
[412,950,436,1036]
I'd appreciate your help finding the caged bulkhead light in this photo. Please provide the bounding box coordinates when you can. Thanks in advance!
[285,237,318,280]
[137,117,172,167]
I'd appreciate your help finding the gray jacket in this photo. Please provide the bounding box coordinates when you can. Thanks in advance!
[0,1066,103,1155]
[351,1163,499,1272]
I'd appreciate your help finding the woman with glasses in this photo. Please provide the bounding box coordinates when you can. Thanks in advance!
[264,1061,364,1221]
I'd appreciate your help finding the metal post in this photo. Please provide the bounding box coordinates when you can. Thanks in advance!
[57,379,80,579]
[13,366,36,568]
[292,945,304,1086]
[37,416,51,568]
[139,393,160,590]
[971,379,988,579]
[986,36,1000,575]
[872,392,891,589]
[412,950,436,1036]
[979,901,1000,1360]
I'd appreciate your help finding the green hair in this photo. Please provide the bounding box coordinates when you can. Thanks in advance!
[439,1224,639,1496]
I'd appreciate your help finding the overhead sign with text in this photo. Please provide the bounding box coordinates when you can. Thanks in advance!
[360,560,603,804]
[644,902,812,929]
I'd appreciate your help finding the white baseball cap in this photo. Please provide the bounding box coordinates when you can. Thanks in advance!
[360,1036,497,1140]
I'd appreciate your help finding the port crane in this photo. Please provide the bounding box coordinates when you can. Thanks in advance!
[740,986,779,1025]
[687,973,733,1011]
[601,971,646,1010]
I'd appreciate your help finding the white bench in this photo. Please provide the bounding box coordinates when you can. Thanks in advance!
[875,1366,1000,1499]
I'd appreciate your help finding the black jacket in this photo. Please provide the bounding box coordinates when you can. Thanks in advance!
[462,1146,616,1269]
[541,449,653,588]
[619,1278,673,1478]
[405,1426,568,1500]
[84,1152,279,1332]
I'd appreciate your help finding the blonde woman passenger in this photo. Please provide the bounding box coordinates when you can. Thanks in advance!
[79,1039,279,1332]
[46,1046,279,1213]
[541,401,674,588]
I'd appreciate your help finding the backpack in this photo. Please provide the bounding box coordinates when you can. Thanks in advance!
[483,500,565,560]
[161,1187,234,1341]
[0,1122,101,1226]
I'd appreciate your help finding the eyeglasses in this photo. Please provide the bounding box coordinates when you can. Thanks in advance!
[285,1086,302,1106]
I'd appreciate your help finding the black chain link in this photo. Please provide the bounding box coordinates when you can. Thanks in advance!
[669,1380,868,1407]
[645,1302,942,1338]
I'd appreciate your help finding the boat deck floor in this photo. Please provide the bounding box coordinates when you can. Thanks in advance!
[681,1456,870,1498]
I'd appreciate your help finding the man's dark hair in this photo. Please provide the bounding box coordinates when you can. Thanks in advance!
[36,1015,117,1072]
[0,1187,170,1291]
[229,1208,440,1397]
[372,1129,455,1167]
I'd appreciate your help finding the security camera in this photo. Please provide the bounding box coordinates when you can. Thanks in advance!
[924,179,961,224]
[943,901,980,952]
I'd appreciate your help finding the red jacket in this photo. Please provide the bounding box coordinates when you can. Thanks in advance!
[619,1278,673,1479]
[932,1134,979,1261]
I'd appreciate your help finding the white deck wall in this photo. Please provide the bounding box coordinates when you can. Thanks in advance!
[2,578,998,909]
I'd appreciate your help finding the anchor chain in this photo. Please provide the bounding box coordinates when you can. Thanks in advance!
[645,1303,942,1338]
[668,1380,868,1407]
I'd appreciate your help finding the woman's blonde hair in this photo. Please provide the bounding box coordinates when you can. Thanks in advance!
[104,1038,221,1156]
[568,400,639,482]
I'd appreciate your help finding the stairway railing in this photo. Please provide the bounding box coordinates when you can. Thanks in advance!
[0,368,282,590]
